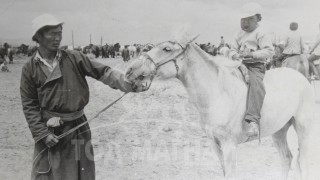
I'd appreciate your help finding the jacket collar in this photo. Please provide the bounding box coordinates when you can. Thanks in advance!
[32,49,66,86]
[32,49,62,64]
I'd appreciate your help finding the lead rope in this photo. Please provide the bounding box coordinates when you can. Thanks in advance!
[32,92,128,165]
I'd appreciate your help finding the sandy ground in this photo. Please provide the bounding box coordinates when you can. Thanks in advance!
[1,56,320,180]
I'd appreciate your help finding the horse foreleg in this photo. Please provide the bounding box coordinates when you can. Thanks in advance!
[272,120,293,180]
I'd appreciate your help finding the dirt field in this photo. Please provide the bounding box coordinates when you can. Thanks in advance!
[1,56,319,180]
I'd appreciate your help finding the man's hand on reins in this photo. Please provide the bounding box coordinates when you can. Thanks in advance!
[131,79,150,92]
[125,61,153,92]
[43,134,59,148]
[240,49,254,59]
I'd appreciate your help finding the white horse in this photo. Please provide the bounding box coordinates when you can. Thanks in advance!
[125,35,319,179]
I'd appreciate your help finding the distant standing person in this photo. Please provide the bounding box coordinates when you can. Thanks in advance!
[136,45,141,57]
[2,42,14,64]
[122,45,130,62]
[308,23,320,80]
[277,22,305,63]
[220,36,225,47]
[20,14,146,180]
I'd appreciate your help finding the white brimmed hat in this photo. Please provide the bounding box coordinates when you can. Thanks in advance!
[32,14,63,39]
[240,2,262,18]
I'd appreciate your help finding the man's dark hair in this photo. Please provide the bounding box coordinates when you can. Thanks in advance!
[32,24,63,43]
[290,22,298,31]
[256,14,262,22]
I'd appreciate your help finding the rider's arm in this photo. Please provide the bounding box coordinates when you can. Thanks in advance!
[310,34,320,54]
[252,33,274,60]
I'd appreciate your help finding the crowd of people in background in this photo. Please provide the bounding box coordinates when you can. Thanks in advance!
[1,22,320,77]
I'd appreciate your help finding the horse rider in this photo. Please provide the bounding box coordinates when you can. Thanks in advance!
[229,2,274,138]
[20,14,146,180]
[276,22,305,66]
[308,23,320,80]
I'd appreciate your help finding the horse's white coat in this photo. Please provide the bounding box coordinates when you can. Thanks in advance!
[126,38,320,179]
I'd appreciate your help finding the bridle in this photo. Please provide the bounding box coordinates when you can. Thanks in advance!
[142,41,190,78]
[130,41,193,91]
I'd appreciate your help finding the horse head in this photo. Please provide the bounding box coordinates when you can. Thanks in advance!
[125,34,198,90]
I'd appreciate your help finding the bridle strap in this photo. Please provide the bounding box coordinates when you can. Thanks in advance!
[143,43,189,78]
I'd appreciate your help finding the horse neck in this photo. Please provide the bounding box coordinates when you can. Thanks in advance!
[178,44,222,108]
[178,44,247,140]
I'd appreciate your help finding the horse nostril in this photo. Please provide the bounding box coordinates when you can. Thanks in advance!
[137,75,145,80]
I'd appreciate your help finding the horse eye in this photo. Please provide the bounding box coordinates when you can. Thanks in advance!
[163,47,171,52]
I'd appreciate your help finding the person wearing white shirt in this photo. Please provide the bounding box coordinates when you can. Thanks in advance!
[229,2,274,138]
[277,22,304,63]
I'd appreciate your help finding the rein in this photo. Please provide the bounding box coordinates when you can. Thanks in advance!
[32,92,128,170]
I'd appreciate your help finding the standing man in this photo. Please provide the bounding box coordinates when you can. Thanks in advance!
[228,3,274,137]
[20,14,145,180]
[277,22,305,63]
[219,36,225,47]
[308,23,320,80]
[122,45,130,62]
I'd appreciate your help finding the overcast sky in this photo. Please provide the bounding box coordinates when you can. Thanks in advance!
[0,0,319,46]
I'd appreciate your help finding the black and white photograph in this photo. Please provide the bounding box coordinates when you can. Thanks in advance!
[1,0,320,179]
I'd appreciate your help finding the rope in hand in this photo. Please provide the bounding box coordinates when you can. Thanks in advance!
[32,92,129,164]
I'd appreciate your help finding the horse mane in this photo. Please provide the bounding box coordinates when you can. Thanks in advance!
[188,43,246,93]
[190,43,243,76]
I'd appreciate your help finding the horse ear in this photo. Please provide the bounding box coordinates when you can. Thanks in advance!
[187,34,200,44]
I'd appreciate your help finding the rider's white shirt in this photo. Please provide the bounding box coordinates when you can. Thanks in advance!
[229,25,274,63]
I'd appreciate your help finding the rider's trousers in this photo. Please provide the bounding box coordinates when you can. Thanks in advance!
[243,62,266,124]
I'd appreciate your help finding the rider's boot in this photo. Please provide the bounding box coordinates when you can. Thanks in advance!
[245,120,259,138]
